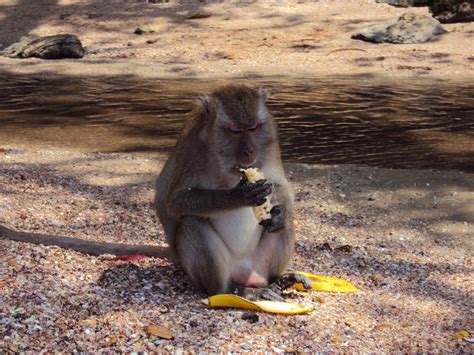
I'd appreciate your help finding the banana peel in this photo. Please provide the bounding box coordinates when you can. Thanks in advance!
[293,271,358,293]
[203,272,357,314]
[204,294,314,315]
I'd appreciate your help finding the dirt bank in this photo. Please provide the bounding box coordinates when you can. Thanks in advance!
[0,0,473,79]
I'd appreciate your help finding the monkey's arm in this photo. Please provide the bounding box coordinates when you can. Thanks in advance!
[0,225,170,258]
[167,179,272,218]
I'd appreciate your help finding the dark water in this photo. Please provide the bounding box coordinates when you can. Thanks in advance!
[0,75,473,172]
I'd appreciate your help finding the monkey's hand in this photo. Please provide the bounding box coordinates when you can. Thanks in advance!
[271,272,313,291]
[259,205,285,233]
[233,177,272,207]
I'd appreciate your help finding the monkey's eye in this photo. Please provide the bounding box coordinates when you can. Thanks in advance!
[248,123,261,132]
[229,127,243,135]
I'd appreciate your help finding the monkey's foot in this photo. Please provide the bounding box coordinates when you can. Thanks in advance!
[230,284,285,302]
[270,272,313,292]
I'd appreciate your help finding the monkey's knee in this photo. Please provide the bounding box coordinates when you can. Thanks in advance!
[175,217,232,295]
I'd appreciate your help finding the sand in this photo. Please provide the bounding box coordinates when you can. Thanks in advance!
[0,0,473,79]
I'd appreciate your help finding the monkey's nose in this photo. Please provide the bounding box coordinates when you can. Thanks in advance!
[242,148,253,158]
[241,148,255,165]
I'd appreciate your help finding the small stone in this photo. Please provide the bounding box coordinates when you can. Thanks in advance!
[187,11,212,20]
[344,328,356,337]
[240,343,251,351]
[241,312,259,323]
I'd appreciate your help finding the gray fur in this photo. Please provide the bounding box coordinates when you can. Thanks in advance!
[154,84,294,296]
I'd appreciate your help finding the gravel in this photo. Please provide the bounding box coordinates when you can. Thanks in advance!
[1,147,472,352]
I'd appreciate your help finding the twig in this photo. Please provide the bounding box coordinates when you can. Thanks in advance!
[326,48,368,56]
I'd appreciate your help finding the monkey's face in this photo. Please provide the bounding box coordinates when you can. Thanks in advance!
[198,85,276,174]
[213,94,275,172]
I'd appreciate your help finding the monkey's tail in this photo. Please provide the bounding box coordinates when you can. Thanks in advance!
[0,225,170,259]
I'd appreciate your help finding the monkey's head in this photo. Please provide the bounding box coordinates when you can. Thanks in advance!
[197,85,278,174]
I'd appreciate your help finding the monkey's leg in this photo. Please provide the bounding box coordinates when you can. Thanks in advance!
[258,231,312,292]
[227,229,294,302]
[254,229,294,283]
[175,216,233,295]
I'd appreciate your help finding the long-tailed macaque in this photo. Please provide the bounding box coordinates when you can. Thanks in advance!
[155,84,310,300]
[0,84,309,300]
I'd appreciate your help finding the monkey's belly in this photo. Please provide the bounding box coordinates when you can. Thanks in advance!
[211,207,262,257]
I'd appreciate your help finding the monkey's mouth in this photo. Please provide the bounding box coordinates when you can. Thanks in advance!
[236,164,255,170]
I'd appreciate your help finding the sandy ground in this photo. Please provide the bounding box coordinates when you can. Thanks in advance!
[0,148,473,352]
[0,0,473,79]
[0,0,473,352]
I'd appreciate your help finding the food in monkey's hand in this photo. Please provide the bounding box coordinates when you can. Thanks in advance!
[240,167,272,221]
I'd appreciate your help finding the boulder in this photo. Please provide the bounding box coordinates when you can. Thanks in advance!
[351,13,447,44]
[375,0,430,7]
[1,34,84,59]
[430,0,474,23]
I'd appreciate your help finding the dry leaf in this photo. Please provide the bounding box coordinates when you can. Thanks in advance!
[452,329,470,340]
[145,324,173,340]
[9,260,22,272]
[108,336,118,346]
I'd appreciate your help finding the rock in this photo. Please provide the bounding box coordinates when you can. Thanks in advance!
[430,0,474,23]
[351,13,447,44]
[240,344,252,351]
[187,11,212,20]
[241,312,259,323]
[134,27,155,35]
[375,0,430,7]
[1,34,84,59]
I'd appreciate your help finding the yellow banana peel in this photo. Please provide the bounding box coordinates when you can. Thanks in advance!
[293,271,358,293]
[203,272,357,314]
[204,294,314,315]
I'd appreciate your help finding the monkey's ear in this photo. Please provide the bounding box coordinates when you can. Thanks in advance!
[258,88,271,102]
[197,95,211,120]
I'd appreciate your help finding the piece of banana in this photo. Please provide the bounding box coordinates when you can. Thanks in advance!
[240,167,272,221]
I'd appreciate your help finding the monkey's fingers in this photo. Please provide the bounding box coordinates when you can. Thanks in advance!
[248,180,272,196]
[254,288,285,302]
[259,205,284,232]
[238,174,250,186]
[232,284,283,302]
[255,198,268,206]
[243,181,272,205]
[272,273,313,291]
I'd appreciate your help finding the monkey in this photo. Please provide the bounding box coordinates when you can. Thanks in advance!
[0,84,310,300]
[154,84,311,301]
